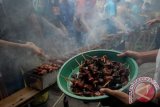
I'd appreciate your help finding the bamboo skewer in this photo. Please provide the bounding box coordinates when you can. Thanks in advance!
[102,80,111,88]
[82,54,86,60]
[85,54,94,59]
[81,61,83,65]
[75,59,80,66]
[52,93,65,107]
[122,63,130,71]
[60,75,72,82]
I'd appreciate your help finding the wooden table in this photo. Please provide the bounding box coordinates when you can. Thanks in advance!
[0,87,49,107]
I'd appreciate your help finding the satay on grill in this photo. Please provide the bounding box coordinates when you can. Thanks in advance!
[70,55,129,97]
[34,63,60,75]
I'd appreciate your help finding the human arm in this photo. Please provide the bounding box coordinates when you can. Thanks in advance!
[146,17,160,26]
[0,40,44,56]
[100,88,129,104]
[0,39,27,48]
[155,91,160,99]
[99,50,159,104]
[118,50,158,65]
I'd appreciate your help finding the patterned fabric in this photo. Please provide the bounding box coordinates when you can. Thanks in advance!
[154,49,160,86]
[155,49,160,104]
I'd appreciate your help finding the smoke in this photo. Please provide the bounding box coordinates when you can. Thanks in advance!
[0,0,160,98]
[0,0,160,68]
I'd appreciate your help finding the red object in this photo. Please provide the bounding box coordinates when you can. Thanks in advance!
[76,0,85,16]
[138,86,155,102]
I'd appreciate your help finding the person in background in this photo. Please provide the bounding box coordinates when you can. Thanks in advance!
[129,0,145,28]
[3,0,44,44]
[141,2,152,15]
[73,0,89,46]
[100,50,160,107]
[0,0,48,104]
[59,0,75,31]
[33,0,50,17]
[130,0,142,15]
[48,1,68,36]
[104,0,117,18]
[115,1,133,32]
[31,0,77,58]
[103,0,119,34]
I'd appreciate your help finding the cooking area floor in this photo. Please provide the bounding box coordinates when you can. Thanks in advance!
[37,63,156,107]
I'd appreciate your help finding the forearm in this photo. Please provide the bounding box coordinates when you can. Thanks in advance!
[155,91,160,99]
[139,50,158,64]
[0,40,26,48]
[110,90,129,104]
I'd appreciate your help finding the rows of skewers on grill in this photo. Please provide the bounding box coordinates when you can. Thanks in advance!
[69,55,129,96]
[33,45,100,76]
[33,63,61,75]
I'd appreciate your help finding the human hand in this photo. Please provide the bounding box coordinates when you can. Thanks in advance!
[146,18,160,27]
[100,88,116,95]
[25,42,45,56]
[117,51,143,65]
[100,88,129,104]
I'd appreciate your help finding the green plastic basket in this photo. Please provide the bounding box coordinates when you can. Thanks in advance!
[57,49,138,101]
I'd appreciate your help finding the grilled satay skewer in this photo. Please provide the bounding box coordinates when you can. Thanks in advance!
[102,80,111,88]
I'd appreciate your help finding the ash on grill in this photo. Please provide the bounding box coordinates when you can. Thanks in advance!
[70,55,129,96]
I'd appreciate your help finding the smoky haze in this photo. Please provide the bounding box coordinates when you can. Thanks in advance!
[0,0,160,70]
